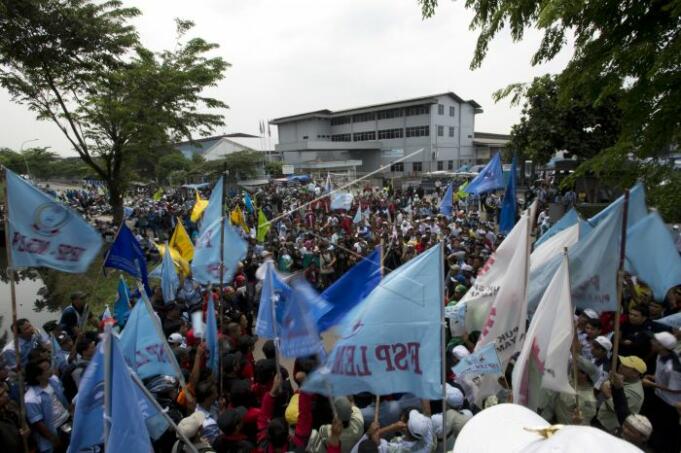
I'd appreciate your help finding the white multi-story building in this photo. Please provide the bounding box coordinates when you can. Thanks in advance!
[270,92,483,175]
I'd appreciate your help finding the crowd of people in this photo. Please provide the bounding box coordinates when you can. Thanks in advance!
[1,175,680,453]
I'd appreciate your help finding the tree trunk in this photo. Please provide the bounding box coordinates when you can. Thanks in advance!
[108,180,124,226]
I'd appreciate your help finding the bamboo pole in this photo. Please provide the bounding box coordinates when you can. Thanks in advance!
[610,190,630,371]
[439,241,448,453]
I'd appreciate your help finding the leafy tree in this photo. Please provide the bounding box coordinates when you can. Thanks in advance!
[157,151,191,183]
[418,0,680,192]
[0,0,228,223]
[198,151,264,181]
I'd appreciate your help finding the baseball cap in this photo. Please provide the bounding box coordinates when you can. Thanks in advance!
[593,336,613,352]
[653,331,678,350]
[582,308,599,320]
[177,411,205,439]
[619,355,647,374]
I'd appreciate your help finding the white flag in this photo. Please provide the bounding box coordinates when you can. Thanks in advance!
[530,222,580,274]
[330,192,354,211]
[463,212,529,332]
[513,253,575,410]
[475,213,530,366]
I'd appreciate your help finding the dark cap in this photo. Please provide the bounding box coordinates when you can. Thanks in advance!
[218,406,247,435]
[70,291,88,301]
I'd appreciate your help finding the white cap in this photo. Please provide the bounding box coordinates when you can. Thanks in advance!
[445,384,465,409]
[452,345,471,360]
[177,411,205,439]
[168,333,184,345]
[583,308,599,319]
[654,331,678,350]
[593,336,613,352]
[407,410,431,439]
[624,414,653,439]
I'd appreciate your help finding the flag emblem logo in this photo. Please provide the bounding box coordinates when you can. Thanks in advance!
[33,203,70,236]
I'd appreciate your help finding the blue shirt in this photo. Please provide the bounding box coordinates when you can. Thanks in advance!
[1,335,40,369]
[25,376,69,453]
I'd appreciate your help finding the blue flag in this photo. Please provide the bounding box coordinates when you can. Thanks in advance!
[464,153,504,195]
[303,244,444,399]
[244,191,255,214]
[199,176,224,235]
[103,223,150,295]
[192,217,248,284]
[278,277,331,358]
[106,333,154,453]
[534,208,580,248]
[255,262,291,339]
[451,343,502,379]
[352,207,362,224]
[160,243,179,303]
[205,292,219,375]
[655,312,681,329]
[119,289,184,382]
[528,202,624,314]
[498,156,517,234]
[317,248,382,332]
[114,276,131,327]
[5,167,102,272]
[589,182,647,229]
[439,183,454,219]
[68,339,168,453]
[626,212,681,301]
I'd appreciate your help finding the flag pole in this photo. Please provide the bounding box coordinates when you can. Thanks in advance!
[439,241,448,453]
[610,189,629,371]
[373,241,385,425]
[103,326,112,446]
[1,168,30,453]
[564,247,581,420]
[219,169,227,398]
[267,264,283,382]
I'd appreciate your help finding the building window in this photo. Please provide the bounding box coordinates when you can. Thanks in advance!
[447,160,454,170]
[377,128,404,139]
[437,126,444,137]
[390,162,404,172]
[405,104,429,116]
[377,108,403,119]
[438,104,444,115]
[352,112,375,123]
[449,127,455,137]
[330,116,351,126]
[405,126,429,137]
[352,131,376,142]
[302,136,308,140]
[331,133,351,141]
[437,160,444,170]
[412,162,423,172]
[449,106,455,117]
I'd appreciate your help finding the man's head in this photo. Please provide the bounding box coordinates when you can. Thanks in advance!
[618,355,646,380]
[584,318,602,340]
[648,300,666,319]
[25,359,50,386]
[76,338,97,360]
[622,414,652,446]
[591,336,612,361]
[218,406,246,436]
[652,331,678,354]
[195,380,217,408]
[13,319,33,341]
[628,305,648,326]
[70,291,87,309]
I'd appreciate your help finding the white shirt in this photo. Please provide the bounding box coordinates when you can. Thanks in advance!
[655,354,681,406]
[45,385,69,428]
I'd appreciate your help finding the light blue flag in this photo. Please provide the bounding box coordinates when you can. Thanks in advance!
[205,292,220,375]
[148,263,162,279]
[464,153,504,195]
[191,217,248,285]
[5,167,102,272]
[655,312,681,329]
[353,207,362,224]
[199,176,224,235]
[626,212,681,301]
[330,192,354,211]
[528,202,624,314]
[160,242,179,303]
[50,334,62,371]
[119,289,184,381]
[439,183,454,219]
[244,191,255,214]
[317,247,381,332]
[278,278,331,358]
[303,244,444,399]
[68,340,168,453]
[106,333,154,453]
[451,343,502,379]
[499,156,517,234]
[588,182,647,229]
[534,208,580,248]
[114,276,131,327]
[255,262,291,339]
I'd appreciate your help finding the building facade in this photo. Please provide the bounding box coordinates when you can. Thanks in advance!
[270,93,483,176]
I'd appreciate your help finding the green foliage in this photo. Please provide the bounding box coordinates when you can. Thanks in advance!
[264,160,283,177]
[0,0,229,223]
[157,151,191,182]
[198,151,264,180]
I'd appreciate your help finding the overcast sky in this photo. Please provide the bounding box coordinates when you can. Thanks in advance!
[0,0,573,156]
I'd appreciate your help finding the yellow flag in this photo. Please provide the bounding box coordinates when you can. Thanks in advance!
[169,218,194,262]
[152,187,164,201]
[190,189,209,223]
[256,209,270,243]
[155,243,190,276]
[230,207,250,233]
[456,181,469,200]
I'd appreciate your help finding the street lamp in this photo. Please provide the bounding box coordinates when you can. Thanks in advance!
[20,138,39,178]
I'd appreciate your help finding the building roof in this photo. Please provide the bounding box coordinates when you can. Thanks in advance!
[270,92,482,124]
[172,132,261,148]
[473,131,511,147]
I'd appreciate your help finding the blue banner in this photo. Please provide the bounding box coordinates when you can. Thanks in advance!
[464,153,504,195]
[255,262,291,338]
[199,176,223,235]
[114,276,131,327]
[278,278,330,358]
[191,217,248,284]
[118,290,183,381]
[5,168,102,272]
[451,343,502,379]
[439,183,454,218]
[303,245,443,399]
[317,247,381,332]
[498,156,517,234]
[160,243,179,303]
[103,223,150,294]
